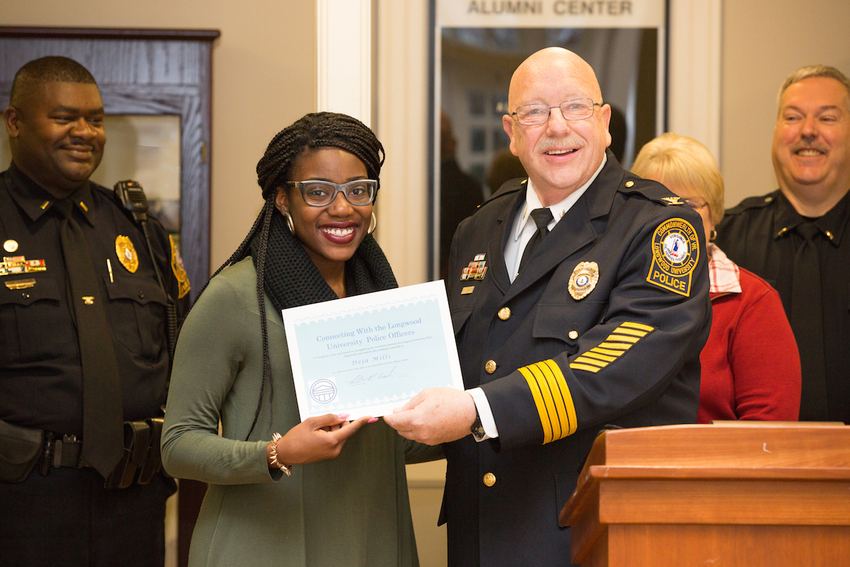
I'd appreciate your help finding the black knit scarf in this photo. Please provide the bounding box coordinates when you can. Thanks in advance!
[242,211,397,437]
[250,211,398,313]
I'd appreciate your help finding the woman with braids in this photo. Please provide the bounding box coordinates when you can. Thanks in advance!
[161,113,430,566]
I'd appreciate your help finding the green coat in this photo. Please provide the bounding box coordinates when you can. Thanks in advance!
[162,258,422,566]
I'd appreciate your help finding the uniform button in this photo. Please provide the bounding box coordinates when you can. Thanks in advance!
[568,330,578,340]
[625,180,634,188]
[485,360,497,374]
[497,307,511,320]
[483,473,496,487]
[138,291,145,299]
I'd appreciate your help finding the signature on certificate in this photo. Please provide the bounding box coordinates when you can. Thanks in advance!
[348,365,399,386]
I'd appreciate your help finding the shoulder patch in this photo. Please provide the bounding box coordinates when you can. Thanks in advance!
[646,218,699,296]
[170,235,191,299]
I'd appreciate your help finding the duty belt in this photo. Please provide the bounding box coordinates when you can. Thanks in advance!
[38,418,166,488]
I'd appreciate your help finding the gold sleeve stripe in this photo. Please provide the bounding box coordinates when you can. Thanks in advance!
[594,346,629,355]
[571,363,602,374]
[543,359,577,439]
[620,321,654,332]
[569,322,655,373]
[597,342,632,351]
[574,356,606,367]
[520,360,577,444]
[519,366,554,443]
[581,351,617,362]
[534,363,565,441]
[606,334,641,344]
[614,328,649,338]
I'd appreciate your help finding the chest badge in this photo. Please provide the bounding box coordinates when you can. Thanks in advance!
[115,235,139,273]
[460,253,488,281]
[569,261,599,300]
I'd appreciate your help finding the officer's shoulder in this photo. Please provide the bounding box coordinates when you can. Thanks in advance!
[475,177,525,211]
[723,191,780,217]
[618,174,687,208]
[93,181,168,231]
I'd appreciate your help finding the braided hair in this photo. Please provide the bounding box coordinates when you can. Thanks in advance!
[196,112,385,438]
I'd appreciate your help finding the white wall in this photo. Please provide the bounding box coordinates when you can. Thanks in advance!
[721,0,850,209]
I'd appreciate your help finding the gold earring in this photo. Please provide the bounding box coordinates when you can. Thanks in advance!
[284,209,295,235]
[368,212,377,234]
[710,229,717,241]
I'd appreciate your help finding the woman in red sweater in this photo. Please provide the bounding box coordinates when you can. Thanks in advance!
[633,133,801,422]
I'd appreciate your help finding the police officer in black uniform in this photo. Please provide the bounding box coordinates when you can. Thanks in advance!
[716,65,850,423]
[0,56,190,567]
[384,48,710,566]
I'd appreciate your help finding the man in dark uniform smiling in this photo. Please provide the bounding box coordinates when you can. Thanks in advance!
[0,56,189,567]
[716,65,850,423]
[384,47,711,566]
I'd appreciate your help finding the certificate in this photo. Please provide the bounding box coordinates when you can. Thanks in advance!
[282,280,464,420]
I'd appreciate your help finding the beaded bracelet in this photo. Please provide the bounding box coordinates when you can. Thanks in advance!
[269,432,292,476]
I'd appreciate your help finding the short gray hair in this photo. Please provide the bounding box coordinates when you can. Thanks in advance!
[777,65,850,115]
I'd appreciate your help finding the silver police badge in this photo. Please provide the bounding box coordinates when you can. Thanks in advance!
[569,261,599,301]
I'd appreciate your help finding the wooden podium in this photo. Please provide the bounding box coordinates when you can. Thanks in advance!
[559,423,850,567]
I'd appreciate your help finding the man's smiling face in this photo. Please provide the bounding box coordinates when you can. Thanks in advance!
[502,48,611,205]
[772,76,850,202]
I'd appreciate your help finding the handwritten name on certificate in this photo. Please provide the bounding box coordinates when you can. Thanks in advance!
[282,280,464,420]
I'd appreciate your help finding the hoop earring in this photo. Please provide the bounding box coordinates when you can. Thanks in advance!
[284,209,295,236]
[368,212,377,235]
[710,229,717,241]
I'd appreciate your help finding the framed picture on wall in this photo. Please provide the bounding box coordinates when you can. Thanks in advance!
[430,0,667,279]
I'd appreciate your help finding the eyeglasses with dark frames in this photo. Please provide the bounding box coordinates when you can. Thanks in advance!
[510,98,602,126]
[285,179,378,207]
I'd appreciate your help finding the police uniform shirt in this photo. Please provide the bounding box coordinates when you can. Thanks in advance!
[0,163,183,435]
[715,189,850,422]
[470,158,603,439]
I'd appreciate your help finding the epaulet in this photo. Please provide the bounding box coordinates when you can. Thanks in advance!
[475,177,525,210]
[619,175,687,207]
[91,181,129,211]
[723,191,780,216]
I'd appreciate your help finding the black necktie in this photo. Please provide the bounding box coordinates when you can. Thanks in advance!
[519,207,554,271]
[57,199,125,477]
[791,222,828,420]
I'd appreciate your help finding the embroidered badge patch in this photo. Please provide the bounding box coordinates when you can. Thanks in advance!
[169,235,191,298]
[115,236,139,273]
[646,218,699,296]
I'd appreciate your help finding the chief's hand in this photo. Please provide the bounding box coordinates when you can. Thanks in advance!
[383,387,476,445]
[272,413,372,466]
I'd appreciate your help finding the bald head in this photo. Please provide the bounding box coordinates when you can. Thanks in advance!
[502,47,611,204]
[508,48,603,111]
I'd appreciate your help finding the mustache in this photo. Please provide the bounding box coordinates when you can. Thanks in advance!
[535,137,585,153]
[790,141,828,154]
